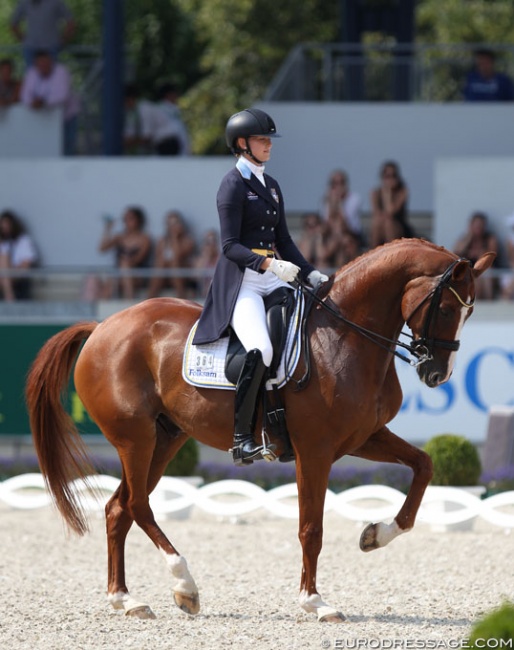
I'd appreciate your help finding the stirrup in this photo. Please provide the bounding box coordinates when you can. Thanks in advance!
[260,430,277,463]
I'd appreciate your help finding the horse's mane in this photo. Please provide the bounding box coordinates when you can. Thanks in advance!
[333,238,454,282]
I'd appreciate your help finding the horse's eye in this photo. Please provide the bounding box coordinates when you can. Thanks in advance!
[439,306,451,318]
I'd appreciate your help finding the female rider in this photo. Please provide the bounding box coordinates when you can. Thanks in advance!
[193,108,328,465]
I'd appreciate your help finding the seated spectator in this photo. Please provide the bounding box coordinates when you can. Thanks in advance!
[500,214,514,300]
[369,160,414,249]
[296,212,328,268]
[98,206,153,300]
[156,82,191,155]
[463,48,514,102]
[0,58,21,107]
[0,209,38,300]
[20,49,80,155]
[194,229,220,298]
[10,0,75,68]
[124,84,189,156]
[147,210,196,299]
[321,169,363,241]
[453,211,499,300]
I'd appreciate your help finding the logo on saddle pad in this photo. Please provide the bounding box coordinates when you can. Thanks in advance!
[182,294,304,391]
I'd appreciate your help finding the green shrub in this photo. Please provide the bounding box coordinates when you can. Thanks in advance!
[423,434,481,486]
[467,601,514,647]
[163,438,199,477]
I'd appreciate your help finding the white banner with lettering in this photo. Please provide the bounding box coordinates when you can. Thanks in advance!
[394,322,513,443]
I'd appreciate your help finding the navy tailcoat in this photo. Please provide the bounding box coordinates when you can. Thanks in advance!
[193,166,314,345]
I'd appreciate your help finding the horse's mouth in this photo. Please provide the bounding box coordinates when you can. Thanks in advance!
[417,365,448,388]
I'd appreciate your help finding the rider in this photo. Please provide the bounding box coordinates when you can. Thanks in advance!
[193,108,328,465]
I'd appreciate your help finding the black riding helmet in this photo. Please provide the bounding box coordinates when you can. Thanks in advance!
[225,108,281,162]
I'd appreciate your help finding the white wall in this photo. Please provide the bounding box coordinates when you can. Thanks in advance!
[435,157,514,253]
[0,105,62,156]
[1,157,231,266]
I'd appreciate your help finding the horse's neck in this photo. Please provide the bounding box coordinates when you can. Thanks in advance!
[327,243,442,334]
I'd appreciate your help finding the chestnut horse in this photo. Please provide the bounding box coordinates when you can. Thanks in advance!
[25,239,494,623]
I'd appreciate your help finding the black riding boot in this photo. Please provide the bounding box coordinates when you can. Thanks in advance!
[232,348,267,466]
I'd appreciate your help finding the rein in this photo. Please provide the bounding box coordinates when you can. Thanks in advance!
[291,258,474,391]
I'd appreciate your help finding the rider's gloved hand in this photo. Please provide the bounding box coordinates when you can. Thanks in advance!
[307,269,329,289]
[269,258,300,283]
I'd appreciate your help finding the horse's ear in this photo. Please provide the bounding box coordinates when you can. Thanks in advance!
[451,259,472,282]
[472,252,496,279]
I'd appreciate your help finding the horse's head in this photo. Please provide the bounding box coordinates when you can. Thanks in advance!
[402,251,495,388]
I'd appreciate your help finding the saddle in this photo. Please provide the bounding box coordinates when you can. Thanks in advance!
[224,286,296,385]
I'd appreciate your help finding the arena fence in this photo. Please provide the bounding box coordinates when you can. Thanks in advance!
[1,474,513,530]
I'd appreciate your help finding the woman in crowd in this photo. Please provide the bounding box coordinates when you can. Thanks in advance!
[98,206,152,299]
[0,209,38,300]
[453,211,499,300]
[147,210,196,299]
[369,160,413,248]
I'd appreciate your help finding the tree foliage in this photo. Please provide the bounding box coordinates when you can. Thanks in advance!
[2,1,514,152]
[176,0,339,153]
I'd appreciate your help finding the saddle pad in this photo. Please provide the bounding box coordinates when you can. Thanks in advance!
[182,293,304,391]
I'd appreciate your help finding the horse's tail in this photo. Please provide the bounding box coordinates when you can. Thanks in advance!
[25,321,99,536]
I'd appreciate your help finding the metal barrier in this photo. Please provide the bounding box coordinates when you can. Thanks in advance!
[265,42,514,102]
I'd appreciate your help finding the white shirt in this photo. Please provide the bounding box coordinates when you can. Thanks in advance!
[0,234,38,267]
[236,156,266,186]
[322,191,362,235]
[125,100,190,154]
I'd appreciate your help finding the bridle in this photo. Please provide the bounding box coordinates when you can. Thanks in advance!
[292,258,474,390]
[402,257,474,365]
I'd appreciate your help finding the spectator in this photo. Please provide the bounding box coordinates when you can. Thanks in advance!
[156,82,191,155]
[0,58,21,107]
[98,207,153,300]
[463,48,514,102]
[10,0,75,68]
[453,211,499,300]
[500,214,514,300]
[0,209,38,301]
[123,84,189,156]
[20,49,80,155]
[296,212,328,268]
[369,160,413,249]
[194,229,220,298]
[147,210,196,299]
[321,169,363,240]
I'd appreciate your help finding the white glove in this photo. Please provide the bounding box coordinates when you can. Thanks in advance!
[307,269,329,289]
[269,258,300,283]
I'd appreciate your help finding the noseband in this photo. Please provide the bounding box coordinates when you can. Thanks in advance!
[294,258,474,376]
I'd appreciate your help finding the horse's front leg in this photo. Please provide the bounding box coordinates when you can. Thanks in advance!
[350,426,433,552]
[296,454,346,623]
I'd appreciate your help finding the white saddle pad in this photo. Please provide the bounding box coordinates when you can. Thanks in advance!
[182,292,304,391]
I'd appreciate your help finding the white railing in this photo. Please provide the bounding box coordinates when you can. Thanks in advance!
[1,474,513,529]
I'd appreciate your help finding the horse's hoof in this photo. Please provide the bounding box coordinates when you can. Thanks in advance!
[359,523,380,552]
[125,605,156,620]
[174,591,200,615]
[319,610,346,623]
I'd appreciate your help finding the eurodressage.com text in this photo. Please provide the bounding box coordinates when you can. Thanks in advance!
[322,640,513,649]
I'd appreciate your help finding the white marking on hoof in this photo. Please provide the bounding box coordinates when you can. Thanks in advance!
[299,590,346,623]
[360,520,410,552]
[161,552,200,615]
[107,591,155,618]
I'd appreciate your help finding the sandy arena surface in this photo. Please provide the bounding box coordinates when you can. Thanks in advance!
[1,501,512,650]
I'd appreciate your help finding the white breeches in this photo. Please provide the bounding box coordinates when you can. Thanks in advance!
[231,268,290,367]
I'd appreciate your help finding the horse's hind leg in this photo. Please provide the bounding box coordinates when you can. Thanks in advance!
[105,416,199,619]
[350,426,433,552]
